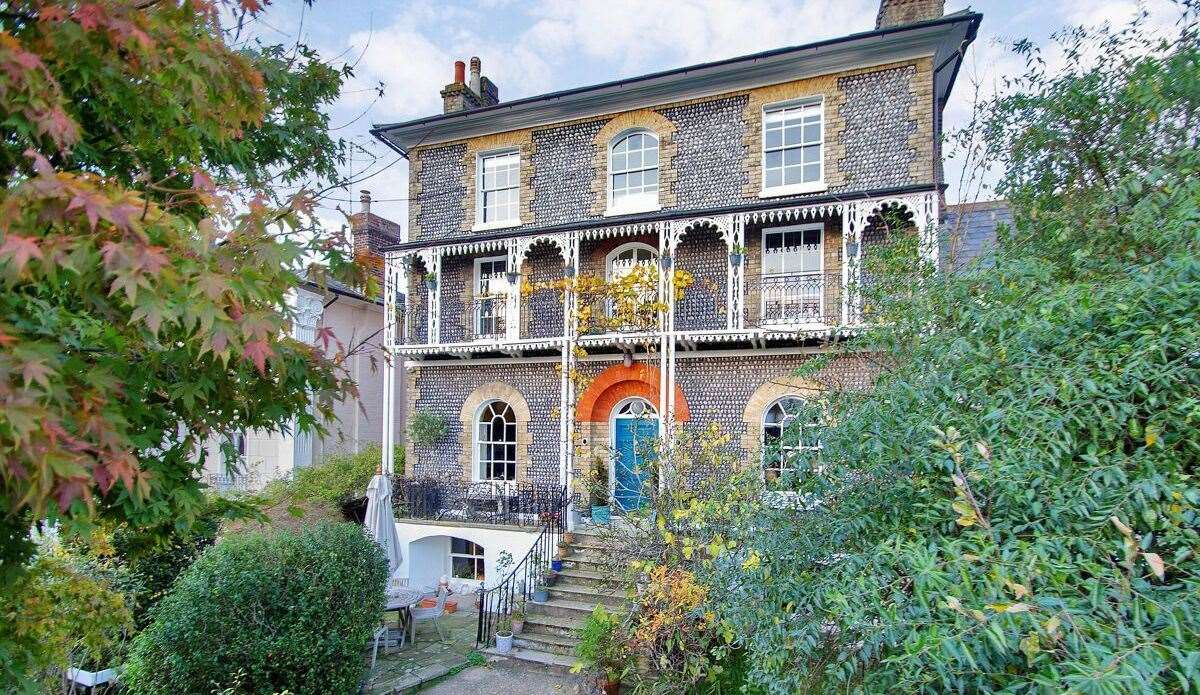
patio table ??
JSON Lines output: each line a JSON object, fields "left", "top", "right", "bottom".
{"left": 385, "top": 587, "right": 424, "bottom": 644}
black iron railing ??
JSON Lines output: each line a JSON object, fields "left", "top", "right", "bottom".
{"left": 476, "top": 488, "right": 569, "bottom": 647}
{"left": 391, "top": 477, "right": 570, "bottom": 529}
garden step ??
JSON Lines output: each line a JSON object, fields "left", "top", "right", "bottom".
{"left": 555, "top": 567, "right": 612, "bottom": 582}
{"left": 489, "top": 646, "right": 578, "bottom": 671}
{"left": 513, "top": 632, "right": 578, "bottom": 656}
{"left": 547, "top": 583, "right": 627, "bottom": 607}
{"left": 527, "top": 596, "right": 602, "bottom": 620}
{"left": 561, "top": 556, "right": 608, "bottom": 571}
{"left": 521, "top": 614, "right": 584, "bottom": 638}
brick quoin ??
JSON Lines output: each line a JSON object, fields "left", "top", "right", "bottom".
{"left": 575, "top": 364, "right": 690, "bottom": 422}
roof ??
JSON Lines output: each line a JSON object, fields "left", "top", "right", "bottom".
{"left": 372, "top": 11, "right": 981, "bottom": 154}
{"left": 301, "top": 275, "right": 382, "bottom": 306}
{"left": 942, "top": 199, "right": 1011, "bottom": 271}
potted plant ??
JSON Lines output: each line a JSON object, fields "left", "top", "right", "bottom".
{"left": 424, "top": 272, "right": 438, "bottom": 290}
{"left": 586, "top": 456, "right": 611, "bottom": 524}
{"left": 512, "top": 600, "right": 527, "bottom": 635}
{"left": 544, "top": 568, "right": 559, "bottom": 587}
{"left": 552, "top": 548, "right": 565, "bottom": 572}
{"left": 563, "top": 531, "right": 576, "bottom": 544}
{"left": 495, "top": 614, "right": 514, "bottom": 654}
{"left": 571, "top": 605, "right": 631, "bottom": 695}
{"left": 532, "top": 580, "right": 549, "bottom": 603}
{"left": 729, "top": 244, "right": 746, "bottom": 266}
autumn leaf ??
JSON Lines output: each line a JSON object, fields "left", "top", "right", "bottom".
{"left": 1143, "top": 552, "right": 1165, "bottom": 580}
{"left": 242, "top": 338, "right": 274, "bottom": 375}
{"left": 0, "top": 234, "right": 43, "bottom": 271}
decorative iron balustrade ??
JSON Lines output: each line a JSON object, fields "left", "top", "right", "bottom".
{"left": 468, "top": 295, "right": 507, "bottom": 340}
{"left": 749, "top": 271, "right": 843, "bottom": 327}
{"left": 391, "top": 476, "right": 573, "bottom": 529}
{"left": 475, "top": 491, "right": 568, "bottom": 648}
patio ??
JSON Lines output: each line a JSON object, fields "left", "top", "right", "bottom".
{"left": 364, "top": 603, "right": 484, "bottom": 694}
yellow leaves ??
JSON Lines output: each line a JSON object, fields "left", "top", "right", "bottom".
{"left": 1019, "top": 631, "right": 1040, "bottom": 664}
{"left": 1144, "top": 426, "right": 1159, "bottom": 447}
{"left": 1110, "top": 515, "right": 1134, "bottom": 537}
{"left": 986, "top": 602, "right": 1033, "bottom": 614}
{"left": 952, "top": 499, "right": 978, "bottom": 527}
{"left": 1004, "top": 579, "right": 1030, "bottom": 599}
{"left": 741, "top": 550, "right": 762, "bottom": 571}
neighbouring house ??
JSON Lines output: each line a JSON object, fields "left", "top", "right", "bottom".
{"left": 200, "top": 200, "right": 407, "bottom": 491}
{"left": 370, "top": 1, "right": 982, "bottom": 596}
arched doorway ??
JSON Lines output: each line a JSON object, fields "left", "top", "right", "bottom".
{"left": 609, "top": 397, "right": 659, "bottom": 512}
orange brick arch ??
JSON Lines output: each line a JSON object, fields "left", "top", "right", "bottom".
{"left": 575, "top": 363, "right": 690, "bottom": 423}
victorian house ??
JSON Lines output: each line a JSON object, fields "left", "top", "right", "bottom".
{"left": 370, "top": 1, "right": 981, "bottom": 608}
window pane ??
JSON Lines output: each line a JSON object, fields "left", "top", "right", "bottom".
{"left": 613, "top": 173, "right": 627, "bottom": 190}
{"left": 803, "top": 163, "right": 820, "bottom": 182}
{"left": 765, "top": 232, "right": 783, "bottom": 250}
{"left": 783, "top": 124, "right": 801, "bottom": 147}
{"left": 612, "top": 153, "right": 626, "bottom": 172}
{"left": 765, "top": 169, "right": 782, "bottom": 188}
{"left": 628, "top": 171, "right": 642, "bottom": 189}
{"left": 628, "top": 150, "right": 642, "bottom": 169}
{"left": 644, "top": 168, "right": 658, "bottom": 187}
{"left": 803, "top": 123, "right": 820, "bottom": 144}
{"left": 765, "top": 150, "right": 782, "bottom": 171}
{"left": 645, "top": 147, "right": 658, "bottom": 167}
{"left": 784, "top": 148, "right": 802, "bottom": 167}
{"left": 802, "top": 145, "right": 820, "bottom": 164}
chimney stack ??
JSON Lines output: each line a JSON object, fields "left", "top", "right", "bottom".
{"left": 440, "top": 56, "right": 500, "bottom": 114}
{"left": 351, "top": 189, "right": 401, "bottom": 284}
{"left": 875, "top": 0, "right": 944, "bottom": 29}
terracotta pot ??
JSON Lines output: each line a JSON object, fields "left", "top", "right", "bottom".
{"left": 419, "top": 598, "right": 437, "bottom": 608}
{"left": 512, "top": 618, "right": 525, "bottom": 634}
{"left": 600, "top": 677, "right": 620, "bottom": 695}
{"left": 443, "top": 599, "right": 458, "bottom": 614}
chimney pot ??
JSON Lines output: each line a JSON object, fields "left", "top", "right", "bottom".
{"left": 359, "top": 189, "right": 371, "bottom": 217}
{"left": 469, "top": 56, "right": 482, "bottom": 94}
{"left": 453, "top": 60, "right": 465, "bottom": 83}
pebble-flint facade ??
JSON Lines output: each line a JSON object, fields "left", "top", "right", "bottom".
{"left": 372, "top": 1, "right": 981, "bottom": 524}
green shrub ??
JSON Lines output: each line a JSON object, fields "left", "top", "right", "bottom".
{"left": 263, "top": 444, "right": 403, "bottom": 508}
{"left": 572, "top": 605, "right": 630, "bottom": 683}
{"left": 122, "top": 522, "right": 387, "bottom": 695}
{"left": 407, "top": 411, "right": 447, "bottom": 447}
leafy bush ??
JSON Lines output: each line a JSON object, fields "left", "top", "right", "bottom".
{"left": 407, "top": 411, "right": 447, "bottom": 447}
{"left": 1, "top": 546, "right": 132, "bottom": 694}
{"left": 269, "top": 444, "right": 403, "bottom": 507}
{"left": 705, "top": 11, "right": 1200, "bottom": 693}
{"left": 572, "top": 605, "right": 630, "bottom": 683}
{"left": 122, "top": 522, "right": 387, "bottom": 695}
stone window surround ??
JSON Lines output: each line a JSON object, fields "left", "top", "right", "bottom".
{"left": 590, "top": 108, "right": 678, "bottom": 217}
{"left": 458, "top": 382, "right": 533, "bottom": 483}
{"left": 740, "top": 376, "right": 826, "bottom": 463}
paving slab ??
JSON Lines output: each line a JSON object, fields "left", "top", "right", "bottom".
{"left": 417, "top": 657, "right": 597, "bottom": 694}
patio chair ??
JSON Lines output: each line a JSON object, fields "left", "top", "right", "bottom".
{"left": 410, "top": 587, "right": 448, "bottom": 642}
{"left": 370, "top": 619, "right": 406, "bottom": 668}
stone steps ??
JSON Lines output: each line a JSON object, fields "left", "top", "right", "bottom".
{"left": 547, "top": 583, "right": 627, "bottom": 607}
{"left": 513, "top": 631, "right": 579, "bottom": 656}
{"left": 485, "top": 646, "right": 577, "bottom": 671}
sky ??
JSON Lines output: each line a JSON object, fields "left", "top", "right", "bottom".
{"left": 239, "top": 0, "right": 1184, "bottom": 235}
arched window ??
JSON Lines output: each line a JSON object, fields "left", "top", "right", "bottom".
{"left": 609, "top": 131, "right": 659, "bottom": 211}
{"left": 476, "top": 400, "right": 516, "bottom": 481}
{"left": 762, "top": 396, "right": 821, "bottom": 484}
{"left": 605, "top": 242, "right": 658, "bottom": 281}
{"left": 450, "top": 537, "right": 485, "bottom": 581}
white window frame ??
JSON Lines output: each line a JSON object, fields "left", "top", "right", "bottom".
{"left": 472, "top": 256, "right": 508, "bottom": 339}
{"left": 761, "top": 395, "right": 823, "bottom": 485}
{"left": 473, "top": 399, "right": 517, "bottom": 482}
{"left": 474, "top": 148, "right": 521, "bottom": 231}
{"left": 449, "top": 537, "right": 486, "bottom": 582}
{"left": 760, "top": 97, "right": 826, "bottom": 198}
{"left": 760, "top": 223, "right": 825, "bottom": 325}
{"left": 604, "top": 242, "right": 659, "bottom": 282}
{"left": 605, "top": 129, "right": 662, "bottom": 217}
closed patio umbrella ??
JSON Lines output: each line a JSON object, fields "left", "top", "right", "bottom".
{"left": 364, "top": 469, "right": 403, "bottom": 577}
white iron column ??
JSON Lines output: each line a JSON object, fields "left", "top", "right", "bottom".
{"left": 381, "top": 252, "right": 398, "bottom": 476}
{"left": 506, "top": 239, "right": 522, "bottom": 341}
{"left": 730, "top": 214, "right": 745, "bottom": 330}
{"left": 560, "top": 231, "right": 580, "bottom": 530}
{"left": 917, "top": 191, "right": 940, "bottom": 270}
{"left": 840, "top": 204, "right": 854, "bottom": 326}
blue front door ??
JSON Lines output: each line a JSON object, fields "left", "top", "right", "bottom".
{"left": 613, "top": 417, "right": 657, "bottom": 512}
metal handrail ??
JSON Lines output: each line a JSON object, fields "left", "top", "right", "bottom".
{"left": 476, "top": 486, "right": 568, "bottom": 647}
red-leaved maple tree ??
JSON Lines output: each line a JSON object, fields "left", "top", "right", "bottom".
{"left": 0, "top": 0, "right": 369, "bottom": 566}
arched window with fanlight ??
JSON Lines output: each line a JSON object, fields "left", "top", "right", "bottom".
{"left": 475, "top": 400, "right": 516, "bottom": 481}
{"left": 762, "top": 396, "right": 822, "bottom": 484}
{"left": 608, "top": 130, "right": 660, "bottom": 212}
